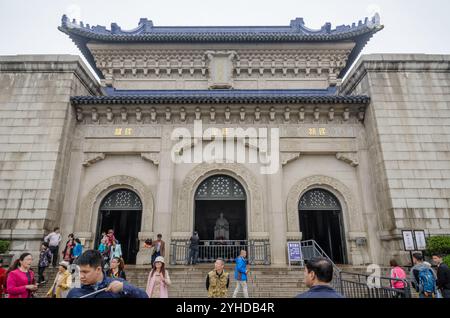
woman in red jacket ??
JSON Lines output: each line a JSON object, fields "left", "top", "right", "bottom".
{"left": 6, "top": 253, "right": 38, "bottom": 298}
{"left": 0, "top": 258, "right": 7, "bottom": 298}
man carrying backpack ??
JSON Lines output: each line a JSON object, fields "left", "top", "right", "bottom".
{"left": 410, "top": 253, "right": 437, "bottom": 298}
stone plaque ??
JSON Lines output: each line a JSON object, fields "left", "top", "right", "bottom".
{"left": 206, "top": 51, "right": 236, "bottom": 89}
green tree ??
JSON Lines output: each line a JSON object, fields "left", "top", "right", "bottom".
{"left": 426, "top": 236, "right": 450, "bottom": 257}
{"left": 0, "top": 240, "right": 10, "bottom": 254}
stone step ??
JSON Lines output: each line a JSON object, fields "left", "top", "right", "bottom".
{"left": 32, "top": 265, "right": 320, "bottom": 298}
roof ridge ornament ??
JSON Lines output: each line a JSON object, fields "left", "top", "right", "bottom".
{"left": 111, "top": 23, "right": 121, "bottom": 34}
{"left": 138, "top": 18, "right": 154, "bottom": 33}
{"left": 61, "top": 14, "right": 68, "bottom": 27}
{"left": 58, "top": 14, "right": 383, "bottom": 79}
{"left": 367, "top": 13, "right": 381, "bottom": 28}
{"left": 60, "top": 14, "right": 382, "bottom": 36}
{"left": 289, "top": 17, "right": 305, "bottom": 29}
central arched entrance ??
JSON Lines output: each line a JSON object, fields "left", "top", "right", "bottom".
{"left": 194, "top": 175, "right": 247, "bottom": 262}
{"left": 96, "top": 189, "right": 142, "bottom": 264}
{"left": 299, "top": 188, "right": 347, "bottom": 264}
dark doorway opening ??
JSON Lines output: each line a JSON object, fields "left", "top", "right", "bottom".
{"left": 96, "top": 189, "right": 142, "bottom": 264}
{"left": 299, "top": 189, "right": 347, "bottom": 264}
{"left": 194, "top": 175, "right": 247, "bottom": 262}
{"left": 195, "top": 200, "right": 247, "bottom": 241}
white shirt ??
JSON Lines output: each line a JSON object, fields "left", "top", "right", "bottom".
{"left": 45, "top": 232, "right": 62, "bottom": 247}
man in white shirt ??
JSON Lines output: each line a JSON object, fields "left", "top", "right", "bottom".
{"left": 44, "top": 227, "right": 62, "bottom": 268}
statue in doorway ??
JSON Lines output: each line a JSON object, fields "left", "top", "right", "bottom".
{"left": 214, "top": 212, "right": 229, "bottom": 240}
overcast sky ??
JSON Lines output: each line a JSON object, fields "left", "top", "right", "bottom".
{"left": 0, "top": 0, "right": 449, "bottom": 79}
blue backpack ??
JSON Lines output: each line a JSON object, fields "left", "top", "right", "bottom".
{"left": 419, "top": 267, "right": 436, "bottom": 294}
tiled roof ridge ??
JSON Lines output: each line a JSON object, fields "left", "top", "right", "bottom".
{"left": 71, "top": 89, "right": 370, "bottom": 105}
{"left": 59, "top": 14, "right": 382, "bottom": 41}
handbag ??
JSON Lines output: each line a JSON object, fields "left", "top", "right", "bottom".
{"left": 25, "top": 271, "right": 36, "bottom": 298}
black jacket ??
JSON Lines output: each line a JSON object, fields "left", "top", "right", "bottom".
{"left": 67, "top": 273, "right": 147, "bottom": 298}
{"left": 295, "top": 285, "right": 344, "bottom": 298}
{"left": 437, "top": 263, "right": 450, "bottom": 290}
{"left": 190, "top": 235, "right": 200, "bottom": 249}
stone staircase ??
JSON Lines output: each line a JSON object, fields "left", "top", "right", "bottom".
{"left": 33, "top": 264, "right": 306, "bottom": 298}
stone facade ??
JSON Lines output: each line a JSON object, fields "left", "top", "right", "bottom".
{"left": 0, "top": 55, "right": 101, "bottom": 261}
{"left": 341, "top": 54, "right": 450, "bottom": 264}
{"left": 88, "top": 42, "right": 353, "bottom": 90}
{"left": 1, "top": 16, "right": 449, "bottom": 267}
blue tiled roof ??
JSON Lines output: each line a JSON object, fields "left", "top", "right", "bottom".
{"left": 58, "top": 15, "right": 383, "bottom": 79}
{"left": 71, "top": 89, "right": 369, "bottom": 105}
{"left": 59, "top": 15, "right": 382, "bottom": 40}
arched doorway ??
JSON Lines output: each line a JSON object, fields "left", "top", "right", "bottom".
{"left": 299, "top": 188, "right": 347, "bottom": 264}
{"left": 195, "top": 175, "right": 247, "bottom": 240}
{"left": 194, "top": 175, "right": 247, "bottom": 261}
{"left": 96, "top": 189, "right": 142, "bottom": 264}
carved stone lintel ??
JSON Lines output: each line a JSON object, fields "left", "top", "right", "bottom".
{"left": 150, "top": 108, "right": 157, "bottom": 123}
{"left": 165, "top": 108, "right": 172, "bottom": 122}
{"left": 358, "top": 107, "right": 365, "bottom": 122}
{"left": 240, "top": 107, "right": 246, "bottom": 122}
{"left": 120, "top": 107, "right": 127, "bottom": 123}
{"left": 141, "top": 152, "right": 160, "bottom": 166}
{"left": 328, "top": 107, "right": 335, "bottom": 122}
{"left": 224, "top": 107, "right": 231, "bottom": 123}
{"left": 298, "top": 107, "right": 305, "bottom": 123}
{"left": 254, "top": 107, "right": 261, "bottom": 122}
{"left": 343, "top": 108, "right": 350, "bottom": 121}
{"left": 83, "top": 153, "right": 105, "bottom": 167}
{"left": 136, "top": 108, "right": 142, "bottom": 122}
{"left": 180, "top": 107, "right": 186, "bottom": 122}
{"left": 281, "top": 152, "right": 301, "bottom": 166}
{"left": 336, "top": 152, "right": 359, "bottom": 167}
{"left": 170, "top": 232, "right": 192, "bottom": 241}
{"left": 75, "top": 104, "right": 366, "bottom": 125}
{"left": 91, "top": 108, "right": 99, "bottom": 123}
{"left": 248, "top": 232, "right": 270, "bottom": 241}
{"left": 195, "top": 107, "right": 201, "bottom": 120}
{"left": 210, "top": 107, "right": 216, "bottom": 123}
{"left": 76, "top": 108, "right": 83, "bottom": 122}
{"left": 286, "top": 232, "right": 303, "bottom": 241}
{"left": 269, "top": 107, "right": 276, "bottom": 121}
{"left": 284, "top": 107, "right": 290, "bottom": 123}
{"left": 313, "top": 107, "right": 320, "bottom": 122}
{"left": 106, "top": 108, "right": 113, "bottom": 122}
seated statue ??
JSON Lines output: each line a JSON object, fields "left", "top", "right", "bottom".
{"left": 214, "top": 212, "right": 229, "bottom": 241}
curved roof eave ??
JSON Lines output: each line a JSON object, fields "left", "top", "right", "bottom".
{"left": 58, "top": 15, "right": 383, "bottom": 80}
{"left": 70, "top": 89, "right": 370, "bottom": 105}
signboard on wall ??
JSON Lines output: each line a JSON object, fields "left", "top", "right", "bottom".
{"left": 402, "top": 230, "right": 427, "bottom": 251}
{"left": 414, "top": 230, "right": 427, "bottom": 251}
{"left": 402, "top": 231, "right": 416, "bottom": 251}
{"left": 287, "top": 242, "right": 303, "bottom": 267}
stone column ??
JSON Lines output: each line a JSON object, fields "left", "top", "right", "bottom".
{"left": 355, "top": 149, "right": 381, "bottom": 265}
{"left": 267, "top": 163, "right": 287, "bottom": 265}
{"left": 59, "top": 148, "right": 84, "bottom": 245}
{"left": 152, "top": 126, "right": 175, "bottom": 255}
